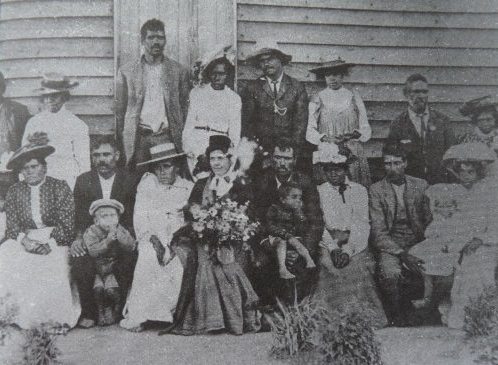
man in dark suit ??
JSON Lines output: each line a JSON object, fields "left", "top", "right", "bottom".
{"left": 387, "top": 73, "right": 456, "bottom": 184}
{"left": 252, "top": 139, "right": 323, "bottom": 306}
{"left": 0, "top": 71, "right": 31, "bottom": 196}
{"left": 70, "top": 135, "right": 137, "bottom": 328}
{"left": 369, "top": 142, "right": 432, "bottom": 326}
{"left": 240, "top": 39, "right": 309, "bottom": 172}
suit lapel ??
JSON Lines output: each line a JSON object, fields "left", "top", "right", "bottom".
{"left": 382, "top": 179, "right": 396, "bottom": 227}
{"left": 261, "top": 78, "right": 274, "bottom": 99}
{"left": 403, "top": 112, "right": 421, "bottom": 143}
{"left": 109, "top": 170, "right": 121, "bottom": 200}
{"left": 161, "top": 58, "right": 172, "bottom": 107}
{"left": 276, "top": 75, "right": 289, "bottom": 100}
{"left": 91, "top": 170, "right": 103, "bottom": 199}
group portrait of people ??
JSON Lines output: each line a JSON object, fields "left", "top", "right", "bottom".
{"left": 0, "top": 18, "right": 497, "bottom": 336}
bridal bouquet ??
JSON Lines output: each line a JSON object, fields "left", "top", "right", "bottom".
{"left": 189, "top": 199, "right": 260, "bottom": 248}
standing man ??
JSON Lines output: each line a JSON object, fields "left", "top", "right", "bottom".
{"left": 387, "top": 73, "right": 456, "bottom": 184}
{"left": 0, "top": 71, "right": 31, "bottom": 196}
{"left": 241, "top": 39, "right": 309, "bottom": 171}
{"left": 252, "top": 139, "right": 323, "bottom": 305}
{"left": 115, "top": 18, "right": 191, "bottom": 171}
{"left": 369, "top": 142, "right": 432, "bottom": 326}
{"left": 70, "top": 135, "right": 137, "bottom": 328}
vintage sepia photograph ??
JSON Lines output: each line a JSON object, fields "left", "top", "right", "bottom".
{"left": 0, "top": 0, "right": 497, "bottom": 364}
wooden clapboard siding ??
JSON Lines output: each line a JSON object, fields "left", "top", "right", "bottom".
{"left": 0, "top": 0, "right": 114, "bottom": 135}
{"left": 236, "top": 1, "right": 498, "bottom": 160}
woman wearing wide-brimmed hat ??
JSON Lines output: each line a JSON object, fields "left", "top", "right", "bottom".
{"left": 120, "top": 143, "right": 193, "bottom": 332}
{"left": 22, "top": 72, "right": 90, "bottom": 189}
{"left": 0, "top": 132, "right": 80, "bottom": 330}
{"left": 307, "top": 57, "right": 372, "bottom": 187}
{"left": 459, "top": 95, "right": 498, "bottom": 146}
{"left": 182, "top": 45, "right": 241, "bottom": 179}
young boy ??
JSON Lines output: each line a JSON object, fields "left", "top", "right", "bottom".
{"left": 84, "top": 199, "right": 136, "bottom": 326}
{"left": 266, "top": 182, "right": 316, "bottom": 279}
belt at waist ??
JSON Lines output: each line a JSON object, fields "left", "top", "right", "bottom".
{"left": 194, "top": 126, "right": 228, "bottom": 135}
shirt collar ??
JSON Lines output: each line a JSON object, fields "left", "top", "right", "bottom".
{"left": 265, "top": 72, "right": 284, "bottom": 86}
{"left": 408, "top": 106, "right": 429, "bottom": 119}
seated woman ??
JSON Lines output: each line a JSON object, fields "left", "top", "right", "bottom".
{"left": 120, "top": 143, "right": 193, "bottom": 332}
{"left": 0, "top": 133, "right": 80, "bottom": 330}
{"left": 411, "top": 142, "right": 498, "bottom": 328}
{"left": 313, "top": 143, "right": 387, "bottom": 328}
{"left": 165, "top": 135, "right": 260, "bottom": 335}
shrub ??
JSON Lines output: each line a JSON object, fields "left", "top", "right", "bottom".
{"left": 0, "top": 293, "right": 18, "bottom": 346}
{"left": 267, "top": 297, "right": 383, "bottom": 364}
{"left": 21, "top": 322, "right": 65, "bottom": 365}
{"left": 464, "top": 287, "right": 498, "bottom": 338}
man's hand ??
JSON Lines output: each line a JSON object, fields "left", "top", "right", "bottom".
{"left": 70, "top": 238, "right": 87, "bottom": 257}
{"left": 150, "top": 235, "right": 166, "bottom": 266}
{"left": 399, "top": 252, "right": 425, "bottom": 275}
{"left": 330, "top": 249, "right": 350, "bottom": 269}
{"left": 107, "top": 226, "right": 118, "bottom": 241}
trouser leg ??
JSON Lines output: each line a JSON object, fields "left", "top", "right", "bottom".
{"left": 377, "top": 252, "right": 404, "bottom": 325}
{"left": 71, "top": 255, "right": 97, "bottom": 321}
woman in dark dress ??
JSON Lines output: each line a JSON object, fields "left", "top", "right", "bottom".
{"left": 164, "top": 135, "right": 260, "bottom": 335}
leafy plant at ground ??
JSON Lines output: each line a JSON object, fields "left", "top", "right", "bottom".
{"left": 267, "top": 297, "right": 383, "bottom": 364}
{"left": 0, "top": 293, "right": 19, "bottom": 346}
{"left": 463, "top": 286, "right": 498, "bottom": 364}
{"left": 21, "top": 322, "right": 66, "bottom": 365}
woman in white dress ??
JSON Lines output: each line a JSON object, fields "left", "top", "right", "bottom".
{"left": 182, "top": 46, "right": 241, "bottom": 179}
{"left": 22, "top": 73, "right": 90, "bottom": 190}
{"left": 0, "top": 133, "right": 80, "bottom": 330}
{"left": 307, "top": 58, "right": 372, "bottom": 187}
{"left": 120, "top": 143, "right": 193, "bottom": 332}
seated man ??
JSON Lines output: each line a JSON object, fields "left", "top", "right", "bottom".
{"left": 252, "top": 139, "right": 323, "bottom": 305}
{"left": 70, "top": 135, "right": 138, "bottom": 328}
{"left": 369, "top": 142, "right": 432, "bottom": 326}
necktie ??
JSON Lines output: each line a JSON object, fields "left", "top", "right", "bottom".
{"left": 272, "top": 80, "right": 278, "bottom": 99}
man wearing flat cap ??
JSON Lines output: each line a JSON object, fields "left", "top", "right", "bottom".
{"left": 22, "top": 72, "right": 90, "bottom": 190}
{"left": 240, "top": 39, "right": 309, "bottom": 172}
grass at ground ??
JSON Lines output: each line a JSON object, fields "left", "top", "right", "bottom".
{"left": 1, "top": 325, "right": 476, "bottom": 364}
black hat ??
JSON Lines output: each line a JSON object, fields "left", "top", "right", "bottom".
{"left": 205, "top": 135, "right": 232, "bottom": 157}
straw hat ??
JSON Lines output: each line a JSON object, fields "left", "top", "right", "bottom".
{"left": 34, "top": 72, "right": 79, "bottom": 95}
{"left": 200, "top": 45, "right": 236, "bottom": 79}
{"left": 7, "top": 132, "right": 55, "bottom": 171}
{"left": 309, "top": 57, "right": 355, "bottom": 75}
{"left": 244, "top": 38, "right": 292, "bottom": 65}
{"left": 312, "top": 142, "right": 356, "bottom": 165}
{"left": 459, "top": 95, "right": 498, "bottom": 118}
{"left": 442, "top": 142, "right": 496, "bottom": 168}
{"left": 136, "top": 142, "right": 186, "bottom": 167}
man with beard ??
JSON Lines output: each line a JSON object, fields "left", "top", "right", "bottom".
{"left": 387, "top": 74, "right": 456, "bottom": 184}
{"left": 115, "top": 19, "right": 190, "bottom": 172}
{"left": 369, "top": 142, "right": 432, "bottom": 326}
{"left": 70, "top": 135, "right": 137, "bottom": 328}
{"left": 252, "top": 139, "right": 323, "bottom": 306}
{"left": 241, "top": 39, "right": 309, "bottom": 172}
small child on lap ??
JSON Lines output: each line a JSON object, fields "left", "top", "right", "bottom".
{"left": 84, "top": 199, "right": 136, "bottom": 326}
{"left": 266, "top": 182, "right": 316, "bottom": 279}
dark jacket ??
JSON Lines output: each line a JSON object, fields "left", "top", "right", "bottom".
{"left": 4, "top": 177, "right": 75, "bottom": 245}
{"left": 73, "top": 169, "right": 137, "bottom": 234}
{"left": 0, "top": 98, "right": 30, "bottom": 152}
{"left": 188, "top": 174, "right": 253, "bottom": 207}
{"left": 115, "top": 56, "right": 191, "bottom": 164}
{"left": 387, "top": 107, "right": 456, "bottom": 184}
{"left": 266, "top": 203, "right": 307, "bottom": 240}
{"left": 240, "top": 74, "right": 308, "bottom": 154}
{"left": 253, "top": 170, "right": 323, "bottom": 258}
{"left": 369, "top": 175, "right": 432, "bottom": 255}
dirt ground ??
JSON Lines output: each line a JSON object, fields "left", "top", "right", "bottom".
{"left": 1, "top": 325, "right": 476, "bottom": 365}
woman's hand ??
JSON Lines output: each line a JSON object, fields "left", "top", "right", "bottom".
{"left": 330, "top": 249, "right": 350, "bottom": 269}
{"left": 399, "top": 252, "right": 425, "bottom": 275}
{"left": 460, "top": 238, "right": 484, "bottom": 259}
{"left": 150, "top": 235, "right": 166, "bottom": 266}
{"left": 21, "top": 237, "right": 51, "bottom": 255}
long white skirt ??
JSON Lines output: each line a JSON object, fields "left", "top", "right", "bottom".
{"left": 0, "top": 230, "right": 80, "bottom": 329}
{"left": 120, "top": 241, "right": 183, "bottom": 329}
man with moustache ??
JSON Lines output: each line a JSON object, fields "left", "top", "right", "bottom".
{"left": 387, "top": 73, "right": 456, "bottom": 184}
{"left": 241, "top": 39, "right": 309, "bottom": 172}
{"left": 252, "top": 139, "right": 323, "bottom": 306}
{"left": 70, "top": 135, "right": 137, "bottom": 328}
{"left": 115, "top": 18, "right": 190, "bottom": 172}
{"left": 369, "top": 142, "right": 432, "bottom": 326}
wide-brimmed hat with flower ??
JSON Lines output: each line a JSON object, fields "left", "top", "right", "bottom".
{"left": 136, "top": 142, "right": 186, "bottom": 167}
{"left": 7, "top": 132, "right": 55, "bottom": 171}
{"left": 34, "top": 72, "right": 79, "bottom": 96}
{"left": 244, "top": 38, "right": 292, "bottom": 66}
{"left": 442, "top": 142, "right": 496, "bottom": 170}
{"left": 200, "top": 45, "right": 236, "bottom": 79}
{"left": 312, "top": 142, "right": 356, "bottom": 166}
{"left": 309, "top": 57, "right": 355, "bottom": 75}
{"left": 459, "top": 95, "right": 498, "bottom": 118}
